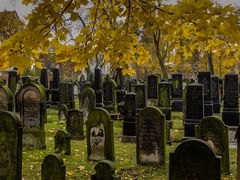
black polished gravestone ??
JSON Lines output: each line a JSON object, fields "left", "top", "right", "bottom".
{"left": 184, "top": 83, "right": 204, "bottom": 138}
{"left": 41, "top": 153, "right": 66, "bottom": 180}
{"left": 58, "top": 104, "right": 69, "bottom": 122}
{"left": 68, "top": 82, "right": 75, "bottom": 109}
{"left": 16, "top": 81, "right": 47, "bottom": 149}
{"left": 146, "top": 74, "right": 160, "bottom": 106}
{"left": 198, "top": 71, "right": 213, "bottom": 116}
{"left": 222, "top": 74, "right": 239, "bottom": 126}
{"left": 59, "top": 82, "right": 69, "bottom": 107}
{"left": 171, "top": 73, "right": 183, "bottom": 112}
{"left": 91, "top": 160, "right": 120, "bottom": 180}
{"left": 66, "top": 109, "right": 84, "bottom": 140}
{"left": 94, "top": 67, "right": 103, "bottom": 107}
{"left": 122, "top": 93, "right": 136, "bottom": 143}
{"left": 40, "top": 68, "right": 50, "bottom": 105}
{"left": 8, "top": 70, "right": 18, "bottom": 94}
{"left": 135, "top": 82, "right": 146, "bottom": 114}
{"left": 169, "top": 139, "right": 221, "bottom": 180}
{"left": 196, "top": 116, "right": 229, "bottom": 174}
{"left": 87, "top": 108, "right": 114, "bottom": 161}
{"left": 137, "top": 106, "right": 166, "bottom": 166}
{"left": 51, "top": 68, "right": 60, "bottom": 106}
{"left": 0, "top": 111, "right": 22, "bottom": 180}
{"left": 0, "top": 85, "right": 13, "bottom": 112}
{"left": 114, "top": 67, "right": 125, "bottom": 108}
{"left": 54, "top": 130, "right": 71, "bottom": 155}
{"left": 211, "top": 75, "right": 221, "bottom": 114}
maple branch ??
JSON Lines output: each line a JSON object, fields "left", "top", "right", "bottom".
{"left": 91, "top": 0, "right": 100, "bottom": 35}
{"left": 78, "top": 14, "right": 86, "bottom": 28}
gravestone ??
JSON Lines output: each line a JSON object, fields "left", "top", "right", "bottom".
{"left": 235, "top": 127, "right": 240, "bottom": 180}
{"left": 66, "top": 109, "right": 84, "bottom": 140}
{"left": 94, "top": 67, "right": 103, "bottom": 107}
{"left": 122, "top": 93, "right": 136, "bottom": 143}
{"left": 137, "top": 106, "right": 166, "bottom": 166}
{"left": 54, "top": 130, "right": 71, "bottom": 155}
{"left": 58, "top": 104, "right": 69, "bottom": 122}
{"left": 68, "top": 82, "right": 75, "bottom": 109}
{"left": 51, "top": 68, "right": 60, "bottom": 105}
{"left": 40, "top": 68, "right": 50, "bottom": 105}
{"left": 91, "top": 160, "right": 120, "bottom": 180}
{"left": 184, "top": 83, "right": 204, "bottom": 138}
{"left": 169, "top": 139, "right": 221, "bottom": 180}
{"left": 196, "top": 116, "right": 229, "bottom": 174}
{"left": 41, "top": 153, "right": 66, "bottom": 180}
{"left": 126, "top": 79, "right": 136, "bottom": 93}
{"left": 59, "top": 82, "right": 69, "bottom": 107}
{"left": 73, "top": 82, "right": 80, "bottom": 109}
{"left": 0, "top": 111, "right": 22, "bottom": 180}
{"left": 211, "top": 75, "right": 221, "bottom": 113}
{"left": 21, "top": 75, "right": 31, "bottom": 85}
{"left": 198, "top": 71, "right": 213, "bottom": 116}
{"left": 16, "top": 81, "right": 46, "bottom": 149}
{"left": 80, "top": 87, "right": 96, "bottom": 121}
{"left": 222, "top": 74, "right": 239, "bottom": 126}
{"left": 135, "top": 82, "right": 146, "bottom": 114}
{"left": 171, "top": 73, "right": 183, "bottom": 112}
{"left": 8, "top": 70, "right": 18, "bottom": 94}
{"left": 146, "top": 74, "right": 160, "bottom": 106}
{"left": 102, "top": 75, "right": 118, "bottom": 118}
{"left": 87, "top": 108, "right": 114, "bottom": 161}
{"left": 0, "top": 85, "right": 13, "bottom": 112}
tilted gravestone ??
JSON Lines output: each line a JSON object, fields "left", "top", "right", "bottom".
{"left": 135, "top": 82, "right": 146, "bottom": 114}
{"left": 169, "top": 139, "right": 221, "bottom": 180}
{"left": 211, "top": 75, "right": 221, "bottom": 113}
{"left": 16, "top": 80, "right": 46, "bottom": 149}
{"left": 146, "top": 74, "right": 160, "bottom": 106}
{"left": 58, "top": 104, "right": 69, "bottom": 122}
{"left": 137, "top": 106, "right": 166, "bottom": 166}
{"left": 80, "top": 87, "right": 96, "bottom": 122}
{"left": 171, "top": 73, "right": 183, "bottom": 112}
{"left": 184, "top": 83, "right": 204, "bottom": 138}
{"left": 87, "top": 108, "right": 114, "bottom": 161}
{"left": 196, "top": 116, "right": 229, "bottom": 174}
{"left": 66, "top": 109, "right": 84, "bottom": 140}
{"left": 198, "top": 71, "right": 213, "bottom": 116}
{"left": 41, "top": 153, "right": 66, "bottom": 180}
{"left": 91, "top": 160, "right": 120, "bottom": 180}
{"left": 94, "top": 67, "right": 103, "bottom": 107}
{"left": 0, "top": 85, "right": 13, "bottom": 112}
{"left": 222, "top": 74, "right": 239, "bottom": 126}
{"left": 122, "top": 92, "right": 136, "bottom": 143}
{"left": 54, "top": 130, "right": 71, "bottom": 155}
{"left": 102, "top": 75, "right": 118, "bottom": 118}
{"left": 0, "top": 111, "right": 22, "bottom": 180}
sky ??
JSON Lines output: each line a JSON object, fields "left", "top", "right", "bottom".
{"left": 0, "top": 0, "right": 239, "bottom": 21}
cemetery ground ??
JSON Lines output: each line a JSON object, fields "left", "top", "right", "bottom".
{"left": 22, "top": 108, "right": 236, "bottom": 179}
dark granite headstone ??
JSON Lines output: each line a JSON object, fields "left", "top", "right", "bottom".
{"left": 66, "top": 109, "right": 84, "bottom": 140}
{"left": 198, "top": 71, "right": 213, "bottom": 116}
{"left": 0, "top": 111, "right": 22, "bottom": 180}
{"left": 91, "top": 160, "right": 120, "bottom": 180}
{"left": 51, "top": 68, "right": 60, "bottom": 105}
{"left": 0, "top": 85, "right": 13, "bottom": 112}
{"left": 68, "top": 82, "right": 75, "bottom": 109}
{"left": 196, "top": 116, "right": 229, "bottom": 174}
{"left": 59, "top": 82, "right": 69, "bottom": 107}
{"left": 41, "top": 154, "right": 66, "bottom": 180}
{"left": 87, "top": 108, "right": 114, "bottom": 161}
{"left": 211, "top": 75, "right": 221, "bottom": 113}
{"left": 235, "top": 127, "right": 240, "bottom": 180}
{"left": 146, "top": 74, "right": 160, "bottom": 106}
{"left": 40, "top": 68, "right": 50, "bottom": 104}
{"left": 54, "top": 130, "right": 71, "bottom": 155}
{"left": 184, "top": 83, "right": 204, "bottom": 138}
{"left": 137, "top": 106, "right": 166, "bottom": 166}
{"left": 169, "top": 139, "right": 221, "bottom": 180}
{"left": 94, "top": 67, "right": 103, "bottom": 107}
{"left": 8, "top": 70, "right": 18, "bottom": 94}
{"left": 171, "top": 73, "right": 183, "bottom": 112}
{"left": 222, "top": 74, "right": 239, "bottom": 126}
{"left": 135, "top": 82, "right": 146, "bottom": 113}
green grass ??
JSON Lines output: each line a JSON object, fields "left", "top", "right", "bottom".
{"left": 22, "top": 110, "right": 237, "bottom": 179}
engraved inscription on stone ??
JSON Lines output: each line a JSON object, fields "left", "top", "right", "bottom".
{"left": 148, "top": 76, "right": 158, "bottom": 99}
{"left": 0, "top": 141, "right": 10, "bottom": 177}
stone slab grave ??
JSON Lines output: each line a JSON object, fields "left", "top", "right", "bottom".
{"left": 0, "top": 84, "right": 13, "bottom": 112}
{"left": 66, "top": 109, "right": 85, "bottom": 140}
{"left": 122, "top": 92, "right": 136, "bottom": 143}
{"left": 94, "top": 67, "right": 103, "bottom": 107}
{"left": 171, "top": 73, "right": 183, "bottom": 112}
{"left": 59, "top": 81, "right": 69, "bottom": 108}
{"left": 137, "top": 106, "right": 166, "bottom": 166}
{"left": 58, "top": 104, "right": 69, "bottom": 122}
{"left": 196, "top": 116, "right": 229, "bottom": 174}
{"left": 222, "top": 73, "right": 239, "bottom": 126}
{"left": 211, "top": 75, "right": 221, "bottom": 114}
{"left": 146, "top": 74, "right": 160, "bottom": 107}
{"left": 55, "top": 130, "right": 71, "bottom": 155}
{"left": 91, "top": 160, "right": 120, "bottom": 180}
{"left": 87, "top": 108, "right": 114, "bottom": 161}
{"left": 184, "top": 83, "right": 204, "bottom": 138}
{"left": 135, "top": 82, "right": 146, "bottom": 114}
{"left": 41, "top": 153, "right": 66, "bottom": 180}
{"left": 169, "top": 139, "right": 221, "bottom": 180}
{"left": 198, "top": 71, "right": 213, "bottom": 117}
{"left": 80, "top": 87, "right": 96, "bottom": 122}
{"left": 0, "top": 111, "right": 22, "bottom": 180}
{"left": 16, "top": 80, "right": 46, "bottom": 149}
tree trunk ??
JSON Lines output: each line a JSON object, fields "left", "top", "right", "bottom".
{"left": 207, "top": 51, "right": 214, "bottom": 75}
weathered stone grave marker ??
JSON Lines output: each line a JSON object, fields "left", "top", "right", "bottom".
{"left": 58, "top": 104, "right": 69, "bottom": 122}
{"left": 135, "top": 82, "right": 146, "bottom": 114}
{"left": 0, "top": 85, "right": 13, "bottom": 112}
{"left": 55, "top": 130, "right": 71, "bottom": 155}
{"left": 146, "top": 74, "right": 160, "bottom": 106}
{"left": 8, "top": 70, "right": 18, "bottom": 94}
{"left": 51, "top": 68, "right": 60, "bottom": 106}
{"left": 211, "top": 75, "right": 221, "bottom": 113}
{"left": 171, "top": 73, "right": 183, "bottom": 112}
